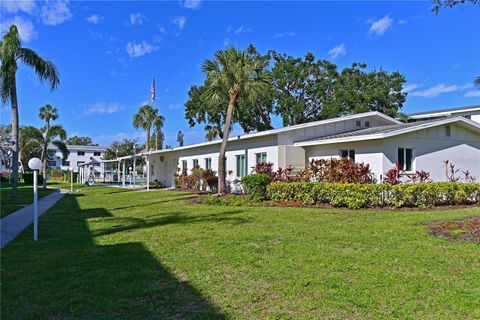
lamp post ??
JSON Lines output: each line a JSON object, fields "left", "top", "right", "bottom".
{"left": 69, "top": 167, "right": 74, "bottom": 192}
{"left": 28, "top": 158, "right": 42, "bottom": 241}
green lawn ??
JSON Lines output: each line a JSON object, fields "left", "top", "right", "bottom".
{"left": 1, "top": 186, "right": 479, "bottom": 319}
{"left": 0, "top": 183, "right": 57, "bottom": 218}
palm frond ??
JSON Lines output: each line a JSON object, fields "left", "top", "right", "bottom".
{"left": 46, "top": 125, "right": 67, "bottom": 141}
{"left": 19, "top": 48, "right": 60, "bottom": 91}
{"left": 52, "top": 140, "right": 69, "bottom": 160}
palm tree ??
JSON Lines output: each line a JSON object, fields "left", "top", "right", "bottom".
{"left": 153, "top": 114, "right": 165, "bottom": 150}
{"left": 0, "top": 25, "right": 59, "bottom": 197}
{"left": 133, "top": 104, "right": 159, "bottom": 152}
{"left": 39, "top": 105, "right": 63, "bottom": 188}
{"left": 21, "top": 125, "right": 68, "bottom": 190}
{"left": 475, "top": 76, "right": 480, "bottom": 90}
{"left": 201, "top": 47, "right": 269, "bottom": 193}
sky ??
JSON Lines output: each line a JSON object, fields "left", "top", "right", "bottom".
{"left": 0, "top": 0, "right": 479, "bottom": 148}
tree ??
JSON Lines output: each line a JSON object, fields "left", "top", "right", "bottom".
{"left": 21, "top": 106, "right": 68, "bottom": 189}
{"left": 177, "top": 131, "right": 184, "bottom": 147}
{"left": 475, "top": 77, "right": 480, "bottom": 90}
{"left": 19, "top": 126, "right": 42, "bottom": 172}
{"left": 153, "top": 114, "right": 165, "bottom": 150}
{"left": 270, "top": 52, "right": 406, "bottom": 125}
{"left": 199, "top": 47, "right": 270, "bottom": 193}
{"left": 0, "top": 124, "right": 12, "bottom": 172}
{"left": 133, "top": 104, "right": 159, "bottom": 152}
{"left": 431, "top": 0, "right": 478, "bottom": 13}
{"left": 0, "top": 25, "right": 60, "bottom": 197}
{"left": 104, "top": 138, "right": 143, "bottom": 168}
{"left": 185, "top": 46, "right": 273, "bottom": 137}
{"left": 67, "top": 135, "right": 95, "bottom": 146}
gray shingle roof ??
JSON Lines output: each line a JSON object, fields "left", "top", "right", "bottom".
{"left": 304, "top": 119, "right": 444, "bottom": 142}
{"left": 408, "top": 104, "right": 480, "bottom": 117}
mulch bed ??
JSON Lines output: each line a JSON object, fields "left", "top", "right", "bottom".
{"left": 428, "top": 218, "right": 480, "bottom": 243}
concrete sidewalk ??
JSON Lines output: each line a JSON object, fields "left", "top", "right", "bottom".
{"left": 1, "top": 189, "right": 68, "bottom": 249}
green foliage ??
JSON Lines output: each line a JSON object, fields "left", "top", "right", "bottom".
{"left": 103, "top": 139, "right": 143, "bottom": 168}
{"left": 202, "top": 194, "right": 258, "bottom": 206}
{"left": 268, "top": 182, "right": 480, "bottom": 209}
{"left": 22, "top": 172, "right": 44, "bottom": 185}
{"left": 241, "top": 173, "right": 270, "bottom": 200}
{"left": 66, "top": 135, "right": 95, "bottom": 146}
{"left": 133, "top": 104, "right": 163, "bottom": 151}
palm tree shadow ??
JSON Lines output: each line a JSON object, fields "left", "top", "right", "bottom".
{"left": 2, "top": 195, "right": 226, "bottom": 319}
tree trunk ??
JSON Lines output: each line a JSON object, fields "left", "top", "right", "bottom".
{"left": 146, "top": 127, "right": 150, "bottom": 152}
{"left": 42, "top": 142, "right": 48, "bottom": 189}
{"left": 218, "top": 87, "right": 239, "bottom": 194}
{"left": 10, "top": 75, "right": 19, "bottom": 198}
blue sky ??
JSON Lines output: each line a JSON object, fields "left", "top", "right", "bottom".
{"left": 1, "top": 0, "right": 479, "bottom": 147}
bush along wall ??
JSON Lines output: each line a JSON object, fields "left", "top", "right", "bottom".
{"left": 267, "top": 182, "right": 480, "bottom": 209}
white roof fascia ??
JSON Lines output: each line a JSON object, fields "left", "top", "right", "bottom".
{"left": 409, "top": 106, "right": 480, "bottom": 119}
{"left": 147, "top": 112, "right": 400, "bottom": 156}
{"left": 294, "top": 117, "right": 480, "bottom": 147}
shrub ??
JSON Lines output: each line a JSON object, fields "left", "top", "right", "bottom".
{"left": 297, "top": 158, "right": 375, "bottom": 184}
{"left": 242, "top": 174, "right": 270, "bottom": 200}
{"left": 22, "top": 172, "right": 44, "bottom": 185}
{"left": 202, "top": 194, "right": 258, "bottom": 206}
{"left": 268, "top": 182, "right": 480, "bottom": 209}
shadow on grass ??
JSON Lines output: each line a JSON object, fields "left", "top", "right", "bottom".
{"left": 1, "top": 192, "right": 226, "bottom": 319}
{"left": 110, "top": 195, "right": 199, "bottom": 211}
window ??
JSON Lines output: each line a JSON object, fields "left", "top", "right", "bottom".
{"left": 181, "top": 160, "right": 187, "bottom": 173}
{"left": 398, "top": 148, "right": 414, "bottom": 171}
{"left": 205, "top": 158, "right": 212, "bottom": 170}
{"left": 47, "top": 160, "right": 56, "bottom": 167}
{"left": 193, "top": 159, "right": 199, "bottom": 168}
{"left": 236, "top": 155, "right": 246, "bottom": 177}
{"left": 364, "top": 121, "right": 370, "bottom": 128}
{"left": 62, "top": 160, "right": 70, "bottom": 166}
{"left": 77, "top": 161, "right": 85, "bottom": 165}
{"left": 256, "top": 152, "right": 267, "bottom": 164}
{"left": 93, "top": 151, "right": 101, "bottom": 156}
{"left": 356, "top": 120, "right": 361, "bottom": 127}
{"left": 77, "top": 151, "right": 85, "bottom": 156}
{"left": 445, "top": 125, "right": 451, "bottom": 137}
{"left": 340, "top": 149, "right": 355, "bottom": 162}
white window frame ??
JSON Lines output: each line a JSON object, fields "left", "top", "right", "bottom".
{"left": 398, "top": 147, "right": 415, "bottom": 172}
{"left": 255, "top": 152, "right": 267, "bottom": 164}
{"left": 205, "top": 158, "right": 212, "bottom": 170}
{"left": 236, "top": 154, "right": 246, "bottom": 178}
{"left": 340, "top": 149, "right": 355, "bottom": 162}
{"left": 445, "top": 125, "right": 451, "bottom": 137}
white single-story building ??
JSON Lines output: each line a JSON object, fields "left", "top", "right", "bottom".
{"left": 139, "top": 107, "right": 480, "bottom": 187}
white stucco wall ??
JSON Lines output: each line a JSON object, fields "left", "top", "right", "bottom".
{"left": 381, "top": 123, "right": 480, "bottom": 181}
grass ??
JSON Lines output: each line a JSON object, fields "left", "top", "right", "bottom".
{"left": 1, "top": 186, "right": 479, "bottom": 319}
{"left": 0, "top": 183, "right": 57, "bottom": 218}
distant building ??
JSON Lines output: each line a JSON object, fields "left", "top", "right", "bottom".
{"left": 408, "top": 105, "right": 480, "bottom": 123}
{"left": 47, "top": 145, "right": 107, "bottom": 176}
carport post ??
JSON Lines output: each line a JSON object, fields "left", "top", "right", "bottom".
{"left": 146, "top": 154, "right": 150, "bottom": 191}
{"left": 122, "top": 161, "right": 126, "bottom": 188}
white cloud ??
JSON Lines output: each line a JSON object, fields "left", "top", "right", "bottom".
{"left": 168, "top": 103, "right": 184, "bottom": 110}
{"left": 273, "top": 31, "right": 296, "bottom": 38}
{"left": 328, "top": 43, "right": 346, "bottom": 59}
{"left": 410, "top": 83, "right": 473, "bottom": 98}
{"left": 402, "top": 83, "right": 420, "bottom": 93}
{"left": 223, "top": 38, "right": 231, "bottom": 46}
{"left": 368, "top": 15, "right": 393, "bottom": 36}
{"left": 181, "top": 0, "right": 202, "bottom": 10}
{"left": 465, "top": 90, "right": 480, "bottom": 98}
{"left": 234, "top": 26, "right": 251, "bottom": 35}
{"left": 86, "top": 14, "right": 104, "bottom": 24}
{"left": 81, "top": 102, "right": 124, "bottom": 117}
{"left": 130, "top": 13, "right": 146, "bottom": 26}
{"left": 126, "top": 41, "right": 157, "bottom": 58}
{"left": 40, "top": 0, "right": 73, "bottom": 26}
{"left": 398, "top": 19, "right": 407, "bottom": 25}
{"left": 0, "top": 16, "right": 37, "bottom": 42}
{"left": 172, "top": 16, "right": 186, "bottom": 30}
{"left": 0, "top": 0, "right": 36, "bottom": 14}
{"left": 226, "top": 26, "right": 232, "bottom": 33}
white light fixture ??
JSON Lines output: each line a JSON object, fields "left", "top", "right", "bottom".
{"left": 28, "top": 157, "right": 42, "bottom": 241}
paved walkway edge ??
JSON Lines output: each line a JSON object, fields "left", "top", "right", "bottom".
{"left": 1, "top": 189, "right": 68, "bottom": 249}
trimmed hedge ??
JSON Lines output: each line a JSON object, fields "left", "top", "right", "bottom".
{"left": 267, "top": 182, "right": 480, "bottom": 209}
{"left": 22, "top": 172, "right": 44, "bottom": 185}
{"left": 242, "top": 174, "right": 270, "bottom": 200}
